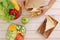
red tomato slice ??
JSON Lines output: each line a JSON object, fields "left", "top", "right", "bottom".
{"left": 15, "top": 33, "right": 24, "bottom": 40}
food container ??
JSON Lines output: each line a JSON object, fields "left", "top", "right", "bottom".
{"left": 7, "top": 24, "right": 25, "bottom": 40}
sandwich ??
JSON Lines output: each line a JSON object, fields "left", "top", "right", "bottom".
{"left": 37, "top": 15, "right": 58, "bottom": 38}
{"left": 22, "top": 0, "right": 44, "bottom": 17}
{"left": 29, "top": 8, "right": 43, "bottom": 17}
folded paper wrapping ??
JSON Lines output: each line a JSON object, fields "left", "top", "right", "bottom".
{"left": 25, "top": 0, "right": 44, "bottom": 17}
{"left": 25, "top": 0, "right": 44, "bottom": 9}
{"left": 37, "top": 15, "right": 58, "bottom": 38}
{"left": 18, "top": 0, "right": 44, "bottom": 17}
{"left": 19, "top": 0, "right": 44, "bottom": 9}
{"left": 26, "top": 0, "right": 44, "bottom": 12}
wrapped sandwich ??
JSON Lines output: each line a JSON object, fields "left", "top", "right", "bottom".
{"left": 22, "top": 0, "right": 44, "bottom": 17}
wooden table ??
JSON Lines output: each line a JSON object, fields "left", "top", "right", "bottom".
{"left": 0, "top": 0, "right": 60, "bottom": 40}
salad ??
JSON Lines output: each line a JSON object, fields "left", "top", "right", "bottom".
{"left": 0, "top": 0, "right": 21, "bottom": 22}
{"left": 7, "top": 24, "right": 25, "bottom": 40}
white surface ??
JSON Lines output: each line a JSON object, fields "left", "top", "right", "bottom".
{"left": 0, "top": 0, "right": 60, "bottom": 40}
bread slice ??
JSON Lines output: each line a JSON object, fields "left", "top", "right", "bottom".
{"left": 45, "top": 16, "right": 55, "bottom": 31}
{"left": 37, "top": 15, "right": 58, "bottom": 38}
{"left": 29, "top": 8, "right": 42, "bottom": 17}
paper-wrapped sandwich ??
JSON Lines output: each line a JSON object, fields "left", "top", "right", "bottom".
{"left": 21, "top": 0, "right": 44, "bottom": 17}
{"left": 37, "top": 15, "right": 58, "bottom": 38}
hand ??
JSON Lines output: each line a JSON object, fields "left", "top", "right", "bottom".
{"left": 22, "top": 0, "right": 29, "bottom": 9}
{"left": 38, "top": 5, "right": 50, "bottom": 14}
{"left": 37, "top": 0, "right": 56, "bottom": 14}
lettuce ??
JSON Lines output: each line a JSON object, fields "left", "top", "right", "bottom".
{"left": 0, "top": 0, "right": 15, "bottom": 22}
{"left": 7, "top": 31, "right": 16, "bottom": 40}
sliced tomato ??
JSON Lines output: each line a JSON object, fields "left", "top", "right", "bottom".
{"left": 15, "top": 33, "right": 24, "bottom": 40}
{"left": 9, "top": 8, "right": 20, "bottom": 19}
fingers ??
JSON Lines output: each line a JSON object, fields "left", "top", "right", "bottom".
{"left": 39, "top": 6, "right": 49, "bottom": 14}
{"left": 23, "top": 0, "right": 28, "bottom": 6}
{"left": 37, "top": 6, "right": 44, "bottom": 14}
{"left": 42, "top": 10, "right": 47, "bottom": 14}
{"left": 40, "top": 6, "right": 44, "bottom": 8}
{"left": 22, "top": 0, "right": 29, "bottom": 9}
{"left": 42, "top": 8, "right": 49, "bottom": 14}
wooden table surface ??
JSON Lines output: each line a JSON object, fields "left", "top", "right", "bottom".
{"left": 0, "top": 0, "right": 60, "bottom": 40}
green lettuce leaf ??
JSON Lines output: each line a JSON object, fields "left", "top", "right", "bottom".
{"left": 0, "top": 0, "right": 15, "bottom": 22}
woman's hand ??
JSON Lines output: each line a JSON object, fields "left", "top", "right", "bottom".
{"left": 37, "top": 5, "right": 50, "bottom": 14}
{"left": 21, "top": 0, "right": 56, "bottom": 14}
{"left": 38, "top": 0, "right": 56, "bottom": 14}
{"left": 22, "top": 0, "right": 29, "bottom": 9}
